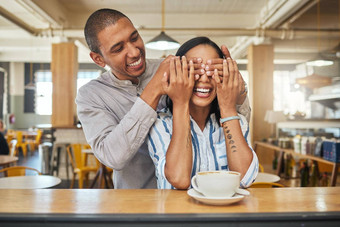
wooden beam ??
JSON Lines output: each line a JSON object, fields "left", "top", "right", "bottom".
{"left": 51, "top": 42, "right": 78, "bottom": 127}
{"left": 247, "top": 44, "right": 274, "bottom": 143}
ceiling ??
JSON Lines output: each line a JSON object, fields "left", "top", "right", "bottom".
{"left": 0, "top": 0, "right": 339, "bottom": 65}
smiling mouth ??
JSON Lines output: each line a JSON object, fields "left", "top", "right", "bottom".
{"left": 127, "top": 57, "right": 142, "bottom": 67}
{"left": 194, "top": 88, "right": 211, "bottom": 94}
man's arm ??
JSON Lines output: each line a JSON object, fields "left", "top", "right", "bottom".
{"left": 76, "top": 59, "right": 170, "bottom": 170}
{"left": 76, "top": 88, "right": 157, "bottom": 170}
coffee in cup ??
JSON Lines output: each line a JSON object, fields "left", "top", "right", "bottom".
{"left": 191, "top": 171, "right": 241, "bottom": 197}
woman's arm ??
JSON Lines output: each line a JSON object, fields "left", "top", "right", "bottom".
{"left": 162, "top": 56, "right": 195, "bottom": 189}
{"left": 214, "top": 58, "right": 253, "bottom": 179}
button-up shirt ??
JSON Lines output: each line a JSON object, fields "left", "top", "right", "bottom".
{"left": 147, "top": 108, "right": 258, "bottom": 189}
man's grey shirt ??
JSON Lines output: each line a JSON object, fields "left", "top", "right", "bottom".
{"left": 76, "top": 58, "right": 251, "bottom": 189}
{"left": 76, "top": 59, "right": 163, "bottom": 189}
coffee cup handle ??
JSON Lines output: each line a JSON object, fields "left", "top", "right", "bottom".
{"left": 235, "top": 188, "right": 250, "bottom": 196}
{"left": 191, "top": 175, "right": 204, "bottom": 195}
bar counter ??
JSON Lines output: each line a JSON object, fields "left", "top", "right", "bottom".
{"left": 0, "top": 188, "right": 340, "bottom": 226}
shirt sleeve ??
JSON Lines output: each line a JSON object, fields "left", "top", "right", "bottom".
{"left": 76, "top": 87, "right": 157, "bottom": 170}
{"left": 238, "top": 114, "right": 259, "bottom": 188}
{"left": 146, "top": 112, "right": 173, "bottom": 189}
{"left": 236, "top": 96, "right": 251, "bottom": 123}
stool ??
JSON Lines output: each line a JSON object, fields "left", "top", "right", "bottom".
{"left": 50, "top": 143, "right": 70, "bottom": 179}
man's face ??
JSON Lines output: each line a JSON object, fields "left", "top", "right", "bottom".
{"left": 91, "top": 17, "right": 146, "bottom": 83}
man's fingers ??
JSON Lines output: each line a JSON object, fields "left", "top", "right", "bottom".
{"left": 221, "top": 45, "right": 232, "bottom": 59}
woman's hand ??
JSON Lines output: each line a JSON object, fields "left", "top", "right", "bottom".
{"left": 213, "top": 58, "right": 242, "bottom": 117}
{"left": 162, "top": 56, "right": 194, "bottom": 106}
{"left": 205, "top": 46, "right": 247, "bottom": 105}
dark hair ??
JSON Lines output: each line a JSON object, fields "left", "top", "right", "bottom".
{"left": 84, "top": 8, "right": 130, "bottom": 55}
{"left": 167, "top": 36, "right": 224, "bottom": 121}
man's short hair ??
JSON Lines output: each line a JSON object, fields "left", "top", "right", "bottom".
{"left": 84, "top": 8, "right": 130, "bottom": 55}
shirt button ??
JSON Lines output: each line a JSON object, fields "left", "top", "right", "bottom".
{"left": 150, "top": 118, "right": 155, "bottom": 122}
{"left": 125, "top": 81, "right": 129, "bottom": 85}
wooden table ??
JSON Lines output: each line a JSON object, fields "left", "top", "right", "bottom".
{"left": 0, "top": 175, "right": 61, "bottom": 189}
{"left": 254, "top": 141, "right": 340, "bottom": 186}
{"left": 0, "top": 188, "right": 339, "bottom": 226}
{"left": 0, "top": 155, "right": 18, "bottom": 168}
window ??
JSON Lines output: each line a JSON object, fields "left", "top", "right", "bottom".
{"left": 35, "top": 70, "right": 101, "bottom": 115}
{"left": 35, "top": 71, "right": 52, "bottom": 115}
{"left": 273, "top": 70, "right": 308, "bottom": 116}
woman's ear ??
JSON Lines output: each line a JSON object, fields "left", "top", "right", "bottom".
{"left": 90, "top": 52, "right": 106, "bottom": 68}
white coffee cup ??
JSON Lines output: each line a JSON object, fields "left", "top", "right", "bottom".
{"left": 191, "top": 170, "right": 242, "bottom": 198}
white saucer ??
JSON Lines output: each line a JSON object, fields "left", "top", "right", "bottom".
{"left": 187, "top": 189, "right": 246, "bottom": 205}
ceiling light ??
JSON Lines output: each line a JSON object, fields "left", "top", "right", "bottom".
{"left": 306, "top": 54, "right": 334, "bottom": 67}
{"left": 145, "top": 0, "right": 180, "bottom": 50}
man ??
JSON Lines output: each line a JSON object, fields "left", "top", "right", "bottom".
{"left": 76, "top": 8, "right": 250, "bottom": 189}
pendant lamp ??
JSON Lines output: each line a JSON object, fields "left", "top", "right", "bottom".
{"left": 306, "top": 0, "right": 333, "bottom": 67}
{"left": 145, "top": 0, "right": 180, "bottom": 50}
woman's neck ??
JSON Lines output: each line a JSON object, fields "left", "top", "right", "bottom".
{"left": 189, "top": 103, "right": 211, "bottom": 131}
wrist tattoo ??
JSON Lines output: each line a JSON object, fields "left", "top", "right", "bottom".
{"left": 223, "top": 125, "right": 237, "bottom": 153}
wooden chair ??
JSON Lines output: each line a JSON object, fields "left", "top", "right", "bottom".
{"left": 66, "top": 144, "right": 98, "bottom": 189}
{"left": 14, "top": 131, "right": 29, "bottom": 157}
{"left": 250, "top": 182, "right": 285, "bottom": 188}
{"left": 0, "top": 166, "right": 41, "bottom": 177}
{"left": 259, "top": 163, "right": 264, "bottom": 173}
{"left": 27, "top": 129, "right": 43, "bottom": 153}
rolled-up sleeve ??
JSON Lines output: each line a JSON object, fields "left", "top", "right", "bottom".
{"left": 238, "top": 115, "right": 259, "bottom": 188}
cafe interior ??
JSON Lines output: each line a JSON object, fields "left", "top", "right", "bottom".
{"left": 0, "top": 0, "right": 340, "bottom": 226}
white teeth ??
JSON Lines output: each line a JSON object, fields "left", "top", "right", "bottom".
{"left": 128, "top": 58, "right": 141, "bottom": 66}
{"left": 195, "top": 88, "right": 210, "bottom": 93}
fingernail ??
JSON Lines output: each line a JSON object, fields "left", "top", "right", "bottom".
{"left": 207, "top": 60, "right": 212, "bottom": 64}
{"left": 201, "top": 64, "right": 205, "bottom": 68}
{"left": 205, "top": 66, "right": 210, "bottom": 70}
{"left": 223, "top": 59, "right": 227, "bottom": 63}
{"left": 200, "top": 69, "right": 205, "bottom": 73}
{"left": 227, "top": 57, "right": 231, "bottom": 60}
{"left": 206, "top": 71, "right": 212, "bottom": 75}
{"left": 197, "top": 58, "right": 202, "bottom": 63}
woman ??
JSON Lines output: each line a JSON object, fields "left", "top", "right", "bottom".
{"left": 147, "top": 37, "right": 258, "bottom": 189}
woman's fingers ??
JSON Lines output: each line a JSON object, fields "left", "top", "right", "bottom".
{"left": 227, "top": 58, "right": 235, "bottom": 84}
{"left": 181, "top": 56, "right": 188, "bottom": 82}
{"left": 169, "top": 57, "right": 177, "bottom": 84}
{"left": 161, "top": 72, "right": 169, "bottom": 92}
{"left": 222, "top": 59, "right": 229, "bottom": 86}
{"left": 188, "top": 60, "right": 195, "bottom": 86}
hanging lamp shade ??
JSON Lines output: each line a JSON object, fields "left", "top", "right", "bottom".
{"left": 145, "top": 31, "right": 180, "bottom": 50}
{"left": 145, "top": 0, "right": 180, "bottom": 51}
{"left": 295, "top": 73, "right": 332, "bottom": 89}
{"left": 306, "top": 53, "right": 334, "bottom": 67}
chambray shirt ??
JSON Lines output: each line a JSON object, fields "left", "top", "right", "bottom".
{"left": 147, "top": 109, "right": 258, "bottom": 189}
